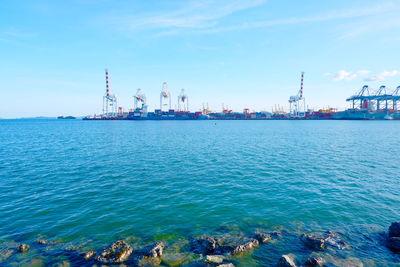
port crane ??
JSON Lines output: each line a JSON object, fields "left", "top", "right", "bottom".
{"left": 289, "top": 72, "right": 306, "bottom": 117}
{"left": 134, "top": 88, "right": 147, "bottom": 110}
{"left": 160, "top": 82, "right": 171, "bottom": 111}
{"left": 102, "top": 69, "right": 118, "bottom": 117}
{"left": 177, "top": 89, "right": 189, "bottom": 111}
{"left": 347, "top": 85, "right": 400, "bottom": 111}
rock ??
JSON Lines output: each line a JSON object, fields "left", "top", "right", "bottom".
{"left": 95, "top": 240, "right": 133, "bottom": 263}
{"left": 214, "top": 234, "right": 259, "bottom": 255}
{"left": 82, "top": 250, "right": 95, "bottom": 260}
{"left": 386, "top": 237, "right": 400, "bottom": 253}
{"left": 36, "top": 239, "right": 49, "bottom": 245}
{"left": 389, "top": 222, "right": 400, "bottom": 237}
{"left": 217, "top": 264, "right": 235, "bottom": 267}
{"left": 16, "top": 243, "right": 29, "bottom": 253}
{"left": 301, "top": 234, "right": 325, "bottom": 250}
{"left": 232, "top": 238, "right": 259, "bottom": 254}
{"left": 132, "top": 241, "right": 165, "bottom": 267}
{"left": 269, "top": 231, "right": 283, "bottom": 237}
{"left": 305, "top": 256, "right": 323, "bottom": 267}
{"left": 205, "top": 255, "right": 225, "bottom": 264}
{"left": 323, "top": 231, "right": 348, "bottom": 250}
{"left": 277, "top": 255, "right": 297, "bottom": 267}
{"left": 147, "top": 241, "right": 165, "bottom": 258}
{"left": 189, "top": 236, "right": 216, "bottom": 254}
{"left": 137, "top": 241, "right": 165, "bottom": 258}
{"left": 254, "top": 232, "right": 271, "bottom": 243}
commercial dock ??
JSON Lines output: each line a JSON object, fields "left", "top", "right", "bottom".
{"left": 83, "top": 70, "right": 400, "bottom": 121}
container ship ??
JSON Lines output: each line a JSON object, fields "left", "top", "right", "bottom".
{"left": 127, "top": 108, "right": 208, "bottom": 120}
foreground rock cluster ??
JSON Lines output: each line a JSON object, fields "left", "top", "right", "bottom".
{"left": 2, "top": 222, "right": 400, "bottom": 266}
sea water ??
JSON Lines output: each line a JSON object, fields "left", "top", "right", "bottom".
{"left": 0, "top": 119, "right": 399, "bottom": 266}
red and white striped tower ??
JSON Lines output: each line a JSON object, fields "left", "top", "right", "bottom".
{"left": 105, "top": 69, "right": 109, "bottom": 97}
{"left": 300, "top": 72, "right": 304, "bottom": 98}
{"left": 103, "top": 69, "right": 111, "bottom": 116}
{"left": 102, "top": 69, "right": 118, "bottom": 117}
{"left": 289, "top": 72, "right": 306, "bottom": 117}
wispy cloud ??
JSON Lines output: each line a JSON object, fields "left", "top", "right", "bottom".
{"left": 112, "top": 0, "right": 266, "bottom": 31}
{"left": 198, "top": 3, "right": 396, "bottom": 34}
{"left": 364, "top": 70, "right": 399, "bottom": 82}
{"left": 0, "top": 28, "right": 37, "bottom": 44}
{"left": 329, "top": 70, "right": 399, "bottom": 82}
{"left": 105, "top": 1, "right": 398, "bottom": 37}
{"left": 329, "top": 70, "right": 370, "bottom": 81}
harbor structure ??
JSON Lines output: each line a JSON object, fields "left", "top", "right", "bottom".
{"left": 102, "top": 69, "right": 118, "bottom": 117}
{"left": 288, "top": 72, "right": 306, "bottom": 118}
{"left": 160, "top": 82, "right": 171, "bottom": 111}
{"left": 178, "top": 89, "right": 189, "bottom": 112}
{"left": 83, "top": 69, "right": 400, "bottom": 120}
{"left": 346, "top": 85, "right": 400, "bottom": 111}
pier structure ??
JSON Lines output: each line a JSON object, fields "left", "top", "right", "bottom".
{"left": 346, "top": 85, "right": 400, "bottom": 111}
{"left": 102, "top": 69, "right": 118, "bottom": 117}
{"left": 289, "top": 72, "right": 306, "bottom": 117}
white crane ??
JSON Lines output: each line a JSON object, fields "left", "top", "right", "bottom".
{"left": 177, "top": 89, "right": 189, "bottom": 111}
{"left": 160, "top": 82, "right": 171, "bottom": 111}
{"left": 289, "top": 72, "right": 306, "bottom": 117}
{"left": 102, "top": 69, "right": 118, "bottom": 117}
{"left": 134, "top": 88, "right": 147, "bottom": 110}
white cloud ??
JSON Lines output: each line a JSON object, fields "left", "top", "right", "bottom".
{"left": 364, "top": 70, "right": 399, "bottom": 82}
{"left": 356, "top": 70, "right": 370, "bottom": 76}
{"left": 332, "top": 70, "right": 357, "bottom": 81}
{"left": 330, "top": 69, "right": 399, "bottom": 82}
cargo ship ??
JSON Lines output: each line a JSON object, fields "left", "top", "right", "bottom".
{"left": 208, "top": 111, "right": 270, "bottom": 120}
{"left": 332, "top": 109, "right": 400, "bottom": 120}
{"left": 127, "top": 108, "right": 208, "bottom": 120}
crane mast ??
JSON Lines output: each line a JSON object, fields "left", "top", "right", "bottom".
{"left": 289, "top": 72, "right": 306, "bottom": 118}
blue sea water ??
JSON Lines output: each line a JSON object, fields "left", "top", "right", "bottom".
{"left": 0, "top": 119, "right": 400, "bottom": 266}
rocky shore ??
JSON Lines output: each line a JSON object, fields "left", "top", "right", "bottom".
{"left": 0, "top": 222, "right": 399, "bottom": 266}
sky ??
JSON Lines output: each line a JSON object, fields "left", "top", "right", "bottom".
{"left": 1, "top": 0, "right": 400, "bottom": 118}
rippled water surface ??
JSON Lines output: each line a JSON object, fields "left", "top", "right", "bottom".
{"left": 1, "top": 119, "right": 400, "bottom": 266}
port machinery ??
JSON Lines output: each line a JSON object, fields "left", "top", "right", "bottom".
{"left": 134, "top": 88, "right": 147, "bottom": 110}
{"left": 102, "top": 69, "right": 118, "bottom": 117}
{"left": 289, "top": 72, "right": 306, "bottom": 118}
{"left": 160, "top": 82, "right": 171, "bottom": 111}
{"left": 177, "top": 89, "right": 189, "bottom": 112}
{"left": 346, "top": 85, "right": 400, "bottom": 111}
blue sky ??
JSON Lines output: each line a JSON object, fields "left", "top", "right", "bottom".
{"left": 1, "top": 0, "right": 400, "bottom": 118}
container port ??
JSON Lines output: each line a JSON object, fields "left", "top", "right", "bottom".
{"left": 83, "top": 70, "right": 400, "bottom": 121}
